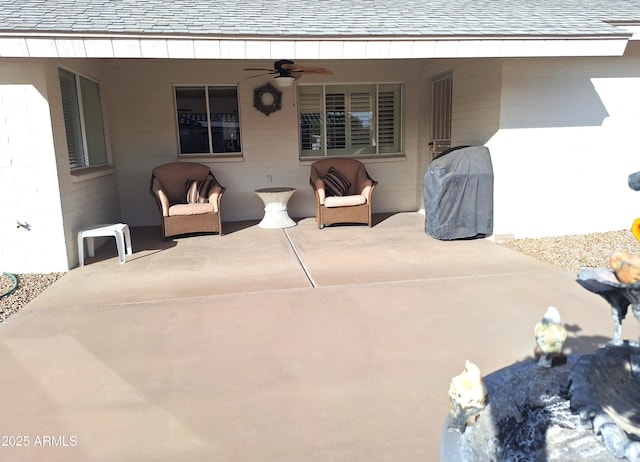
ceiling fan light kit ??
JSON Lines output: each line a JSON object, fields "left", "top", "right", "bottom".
{"left": 274, "top": 75, "right": 295, "bottom": 87}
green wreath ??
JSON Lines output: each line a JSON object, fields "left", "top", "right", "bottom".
{"left": 253, "top": 83, "right": 282, "bottom": 116}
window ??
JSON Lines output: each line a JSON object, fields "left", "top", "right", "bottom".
{"left": 298, "top": 84, "right": 402, "bottom": 158}
{"left": 175, "top": 86, "right": 241, "bottom": 156}
{"left": 58, "top": 68, "right": 108, "bottom": 169}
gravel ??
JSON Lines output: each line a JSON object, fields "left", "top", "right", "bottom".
{"left": 0, "top": 230, "right": 638, "bottom": 324}
{"left": 499, "top": 229, "right": 640, "bottom": 274}
{"left": 0, "top": 272, "right": 65, "bottom": 323}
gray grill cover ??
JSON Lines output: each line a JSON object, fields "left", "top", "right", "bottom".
{"left": 423, "top": 146, "right": 494, "bottom": 240}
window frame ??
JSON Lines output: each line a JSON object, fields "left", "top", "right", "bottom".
{"left": 58, "top": 67, "right": 109, "bottom": 170}
{"left": 297, "top": 83, "right": 403, "bottom": 159}
{"left": 173, "top": 84, "right": 243, "bottom": 158}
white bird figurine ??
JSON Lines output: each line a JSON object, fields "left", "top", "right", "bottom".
{"left": 534, "top": 306, "right": 567, "bottom": 368}
{"left": 447, "top": 360, "right": 488, "bottom": 433}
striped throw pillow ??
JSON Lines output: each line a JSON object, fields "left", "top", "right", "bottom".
{"left": 323, "top": 167, "right": 351, "bottom": 197}
{"left": 186, "top": 178, "right": 215, "bottom": 203}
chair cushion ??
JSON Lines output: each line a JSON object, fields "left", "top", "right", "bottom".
{"left": 186, "top": 178, "right": 215, "bottom": 204}
{"left": 324, "top": 195, "right": 367, "bottom": 208}
{"left": 323, "top": 167, "right": 351, "bottom": 197}
{"left": 168, "top": 202, "right": 216, "bottom": 216}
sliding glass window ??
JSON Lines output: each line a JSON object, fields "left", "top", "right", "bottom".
{"left": 175, "top": 86, "right": 241, "bottom": 156}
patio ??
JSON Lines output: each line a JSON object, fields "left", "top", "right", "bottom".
{"left": 0, "top": 212, "right": 614, "bottom": 461}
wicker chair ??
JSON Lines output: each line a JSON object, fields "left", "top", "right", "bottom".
{"left": 309, "top": 158, "right": 377, "bottom": 229}
{"left": 150, "top": 162, "right": 225, "bottom": 237}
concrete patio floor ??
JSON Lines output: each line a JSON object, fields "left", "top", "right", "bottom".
{"left": 0, "top": 212, "right": 616, "bottom": 461}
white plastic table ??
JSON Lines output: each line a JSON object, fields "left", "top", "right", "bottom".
{"left": 254, "top": 187, "right": 297, "bottom": 229}
{"left": 77, "top": 223, "right": 132, "bottom": 266}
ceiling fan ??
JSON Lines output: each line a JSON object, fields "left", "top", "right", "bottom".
{"left": 244, "top": 60, "right": 333, "bottom": 86}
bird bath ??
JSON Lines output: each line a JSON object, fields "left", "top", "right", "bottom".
{"left": 577, "top": 268, "right": 640, "bottom": 347}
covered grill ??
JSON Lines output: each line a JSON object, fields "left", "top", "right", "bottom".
{"left": 423, "top": 146, "right": 494, "bottom": 240}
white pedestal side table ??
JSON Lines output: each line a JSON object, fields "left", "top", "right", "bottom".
{"left": 254, "top": 187, "right": 297, "bottom": 229}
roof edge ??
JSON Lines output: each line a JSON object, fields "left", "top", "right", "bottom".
{"left": 0, "top": 31, "right": 633, "bottom": 41}
{"left": 0, "top": 35, "right": 630, "bottom": 59}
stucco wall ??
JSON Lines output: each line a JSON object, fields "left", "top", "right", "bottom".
{"left": 487, "top": 43, "right": 640, "bottom": 238}
{"left": 0, "top": 59, "right": 68, "bottom": 273}
{"left": 104, "top": 59, "right": 427, "bottom": 227}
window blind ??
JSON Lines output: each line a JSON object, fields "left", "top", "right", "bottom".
{"left": 349, "top": 91, "right": 372, "bottom": 148}
{"left": 58, "top": 69, "right": 85, "bottom": 168}
{"left": 299, "top": 89, "right": 323, "bottom": 151}
{"left": 326, "top": 93, "right": 346, "bottom": 149}
{"left": 298, "top": 83, "right": 402, "bottom": 158}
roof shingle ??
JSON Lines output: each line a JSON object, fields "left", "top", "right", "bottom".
{"left": 0, "top": 0, "right": 638, "bottom": 38}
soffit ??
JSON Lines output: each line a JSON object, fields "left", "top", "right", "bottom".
{"left": 0, "top": 35, "right": 630, "bottom": 59}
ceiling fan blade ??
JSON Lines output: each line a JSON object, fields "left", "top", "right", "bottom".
{"left": 243, "top": 68, "right": 277, "bottom": 72}
{"left": 281, "top": 64, "right": 333, "bottom": 75}
{"left": 244, "top": 72, "right": 272, "bottom": 80}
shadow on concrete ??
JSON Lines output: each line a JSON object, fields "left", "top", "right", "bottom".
{"left": 563, "top": 323, "right": 611, "bottom": 355}
{"left": 220, "top": 219, "right": 261, "bottom": 235}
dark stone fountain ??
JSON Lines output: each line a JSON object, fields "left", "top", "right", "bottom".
{"left": 441, "top": 344, "right": 640, "bottom": 461}
{"left": 441, "top": 356, "right": 625, "bottom": 461}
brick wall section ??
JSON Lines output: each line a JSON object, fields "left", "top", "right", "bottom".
{"left": 451, "top": 59, "right": 502, "bottom": 147}
{"left": 0, "top": 59, "right": 122, "bottom": 272}
{"left": 3, "top": 45, "right": 640, "bottom": 272}
{"left": 105, "top": 59, "right": 425, "bottom": 227}
{"left": 48, "top": 59, "right": 121, "bottom": 268}
{"left": 0, "top": 60, "right": 68, "bottom": 273}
